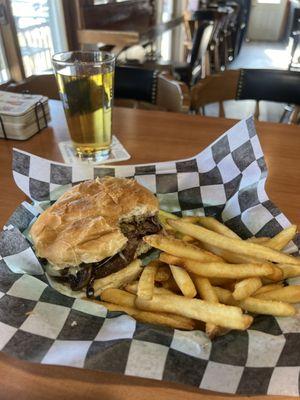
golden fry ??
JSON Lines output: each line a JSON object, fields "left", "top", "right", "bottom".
{"left": 161, "top": 276, "right": 181, "bottom": 293}
{"left": 137, "top": 261, "right": 158, "bottom": 300}
{"left": 247, "top": 237, "right": 269, "bottom": 244}
{"left": 93, "top": 259, "right": 142, "bottom": 296}
{"left": 214, "top": 287, "right": 296, "bottom": 317}
{"left": 278, "top": 264, "right": 300, "bottom": 279}
{"left": 155, "top": 265, "right": 171, "bottom": 282}
{"left": 87, "top": 298, "right": 195, "bottom": 330}
{"left": 208, "top": 277, "right": 235, "bottom": 287}
{"left": 180, "top": 234, "right": 197, "bottom": 243}
{"left": 233, "top": 278, "right": 262, "bottom": 300}
{"left": 265, "top": 225, "right": 297, "bottom": 251}
{"left": 144, "top": 234, "right": 222, "bottom": 262}
{"left": 266, "top": 265, "right": 284, "bottom": 282}
{"left": 135, "top": 293, "right": 253, "bottom": 330}
{"left": 170, "top": 265, "right": 197, "bottom": 298}
{"left": 254, "top": 283, "right": 283, "bottom": 295}
{"left": 254, "top": 286, "right": 300, "bottom": 303}
{"left": 158, "top": 210, "right": 179, "bottom": 232}
{"left": 125, "top": 281, "right": 173, "bottom": 295}
{"left": 101, "top": 288, "right": 136, "bottom": 308}
{"left": 168, "top": 220, "right": 300, "bottom": 266}
{"left": 197, "top": 216, "right": 240, "bottom": 239}
{"left": 193, "top": 276, "right": 219, "bottom": 302}
{"left": 239, "top": 298, "right": 295, "bottom": 316}
{"left": 181, "top": 216, "right": 201, "bottom": 223}
{"left": 201, "top": 243, "right": 263, "bottom": 264}
{"left": 193, "top": 276, "right": 220, "bottom": 338}
{"left": 160, "top": 253, "right": 273, "bottom": 279}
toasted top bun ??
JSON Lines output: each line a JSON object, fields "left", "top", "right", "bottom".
{"left": 30, "top": 176, "right": 159, "bottom": 269}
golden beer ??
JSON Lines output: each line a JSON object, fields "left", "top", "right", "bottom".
{"left": 52, "top": 51, "right": 115, "bottom": 160}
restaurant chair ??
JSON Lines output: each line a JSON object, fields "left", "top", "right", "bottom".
{"left": 186, "top": 7, "right": 234, "bottom": 75}
{"left": 289, "top": 8, "right": 300, "bottom": 70}
{"left": 191, "top": 69, "right": 300, "bottom": 123}
{"left": 174, "top": 19, "right": 214, "bottom": 85}
{"left": 114, "top": 66, "right": 190, "bottom": 113}
{"left": 4, "top": 67, "right": 190, "bottom": 114}
{"left": 7, "top": 74, "right": 60, "bottom": 100}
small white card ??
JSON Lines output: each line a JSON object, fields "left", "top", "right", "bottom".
{"left": 58, "top": 135, "right": 131, "bottom": 165}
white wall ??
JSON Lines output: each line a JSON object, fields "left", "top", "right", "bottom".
{"left": 247, "top": 0, "right": 289, "bottom": 41}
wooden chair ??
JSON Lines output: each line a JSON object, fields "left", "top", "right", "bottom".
{"left": 4, "top": 67, "right": 190, "bottom": 114}
{"left": 191, "top": 69, "right": 300, "bottom": 123}
{"left": 7, "top": 74, "right": 60, "bottom": 100}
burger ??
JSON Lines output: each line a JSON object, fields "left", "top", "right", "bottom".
{"left": 30, "top": 176, "right": 161, "bottom": 296}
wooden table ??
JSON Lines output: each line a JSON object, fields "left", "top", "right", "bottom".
{"left": 0, "top": 100, "right": 299, "bottom": 400}
{"left": 77, "top": 16, "right": 184, "bottom": 55}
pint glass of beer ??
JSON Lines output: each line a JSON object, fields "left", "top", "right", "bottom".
{"left": 52, "top": 51, "right": 115, "bottom": 161}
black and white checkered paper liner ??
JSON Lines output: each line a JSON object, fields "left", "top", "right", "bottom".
{"left": 1, "top": 117, "right": 300, "bottom": 396}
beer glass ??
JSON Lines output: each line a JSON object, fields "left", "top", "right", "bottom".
{"left": 52, "top": 51, "right": 115, "bottom": 161}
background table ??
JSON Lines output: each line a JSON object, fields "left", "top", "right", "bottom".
{"left": 0, "top": 100, "right": 299, "bottom": 399}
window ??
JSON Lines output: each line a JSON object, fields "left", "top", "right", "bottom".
{"left": 11, "top": 0, "right": 67, "bottom": 77}
{"left": 0, "top": 34, "right": 10, "bottom": 83}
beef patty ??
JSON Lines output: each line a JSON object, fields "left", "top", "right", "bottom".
{"left": 62, "top": 216, "right": 161, "bottom": 294}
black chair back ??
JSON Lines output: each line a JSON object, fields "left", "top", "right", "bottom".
{"left": 114, "top": 66, "right": 157, "bottom": 104}
{"left": 236, "top": 69, "right": 300, "bottom": 105}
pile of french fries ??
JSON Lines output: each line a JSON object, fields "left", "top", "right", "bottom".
{"left": 87, "top": 210, "right": 300, "bottom": 338}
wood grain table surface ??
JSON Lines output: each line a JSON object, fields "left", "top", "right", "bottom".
{"left": 0, "top": 100, "right": 299, "bottom": 400}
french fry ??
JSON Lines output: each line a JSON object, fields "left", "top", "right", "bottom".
{"left": 197, "top": 216, "right": 240, "bottom": 239}
{"left": 201, "top": 243, "right": 282, "bottom": 281}
{"left": 201, "top": 243, "right": 260, "bottom": 264}
{"left": 214, "top": 287, "right": 296, "bottom": 317}
{"left": 158, "top": 210, "right": 179, "bottom": 231}
{"left": 254, "top": 283, "right": 284, "bottom": 295}
{"left": 135, "top": 293, "right": 253, "bottom": 330}
{"left": 233, "top": 278, "right": 262, "bottom": 300}
{"left": 266, "top": 265, "right": 284, "bottom": 282}
{"left": 170, "top": 265, "right": 197, "bottom": 298}
{"left": 193, "top": 276, "right": 219, "bottom": 303}
{"left": 254, "top": 286, "right": 300, "bottom": 303}
{"left": 101, "top": 288, "right": 136, "bottom": 308}
{"left": 168, "top": 220, "right": 300, "bottom": 266}
{"left": 182, "top": 216, "right": 201, "bottom": 223}
{"left": 125, "top": 281, "right": 173, "bottom": 295}
{"left": 124, "top": 281, "right": 140, "bottom": 294}
{"left": 264, "top": 225, "right": 297, "bottom": 251}
{"left": 278, "top": 264, "right": 300, "bottom": 279}
{"left": 160, "top": 253, "right": 274, "bottom": 279}
{"left": 144, "top": 234, "right": 223, "bottom": 262}
{"left": 180, "top": 234, "right": 197, "bottom": 243}
{"left": 87, "top": 298, "right": 196, "bottom": 330}
{"left": 237, "top": 298, "right": 295, "bottom": 317}
{"left": 247, "top": 237, "right": 269, "bottom": 244}
{"left": 208, "top": 277, "right": 236, "bottom": 287}
{"left": 155, "top": 265, "right": 171, "bottom": 282}
{"left": 201, "top": 243, "right": 263, "bottom": 264}
{"left": 137, "top": 261, "right": 158, "bottom": 300}
{"left": 161, "top": 276, "right": 181, "bottom": 293}
{"left": 193, "top": 276, "right": 220, "bottom": 338}
{"left": 93, "top": 259, "right": 142, "bottom": 296}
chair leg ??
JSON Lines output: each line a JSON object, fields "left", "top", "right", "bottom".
{"left": 289, "top": 106, "right": 300, "bottom": 124}
{"left": 279, "top": 105, "right": 294, "bottom": 124}
{"left": 254, "top": 101, "right": 259, "bottom": 120}
{"left": 219, "top": 101, "right": 225, "bottom": 118}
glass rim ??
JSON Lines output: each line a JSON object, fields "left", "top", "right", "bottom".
{"left": 52, "top": 50, "right": 115, "bottom": 67}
